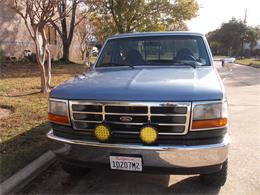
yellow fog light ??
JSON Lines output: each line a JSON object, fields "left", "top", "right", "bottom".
{"left": 140, "top": 126, "right": 158, "bottom": 144}
{"left": 94, "top": 125, "right": 111, "bottom": 142}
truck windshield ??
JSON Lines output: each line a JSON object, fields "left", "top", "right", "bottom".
{"left": 96, "top": 35, "right": 211, "bottom": 68}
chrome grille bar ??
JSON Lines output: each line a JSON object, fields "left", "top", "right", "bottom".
{"left": 69, "top": 101, "right": 191, "bottom": 135}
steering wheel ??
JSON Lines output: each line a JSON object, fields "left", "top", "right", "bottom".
{"left": 174, "top": 48, "right": 198, "bottom": 62}
{"left": 185, "top": 54, "right": 197, "bottom": 61}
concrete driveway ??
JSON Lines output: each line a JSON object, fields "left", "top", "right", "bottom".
{"left": 25, "top": 62, "right": 260, "bottom": 194}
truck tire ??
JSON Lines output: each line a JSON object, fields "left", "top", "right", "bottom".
{"left": 61, "top": 162, "right": 91, "bottom": 176}
{"left": 200, "top": 160, "right": 228, "bottom": 186}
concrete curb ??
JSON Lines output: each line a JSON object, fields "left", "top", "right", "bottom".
{"left": 0, "top": 151, "right": 56, "bottom": 195}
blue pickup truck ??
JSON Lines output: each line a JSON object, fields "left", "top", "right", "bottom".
{"left": 47, "top": 32, "right": 229, "bottom": 186}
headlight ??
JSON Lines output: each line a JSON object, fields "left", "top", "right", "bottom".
{"left": 191, "top": 101, "right": 228, "bottom": 130}
{"left": 49, "top": 100, "right": 68, "bottom": 116}
{"left": 48, "top": 99, "right": 70, "bottom": 125}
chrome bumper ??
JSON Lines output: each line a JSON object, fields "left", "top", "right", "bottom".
{"left": 47, "top": 130, "right": 230, "bottom": 169}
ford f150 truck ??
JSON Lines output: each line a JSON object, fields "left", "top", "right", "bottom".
{"left": 47, "top": 32, "right": 229, "bottom": 186}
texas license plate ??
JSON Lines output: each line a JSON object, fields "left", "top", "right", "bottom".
{"left": 109, "top": 155, "right": 143, "bottom": 172}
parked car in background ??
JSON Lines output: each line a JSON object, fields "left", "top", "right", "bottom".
{"left": 47, "top": 32, "right": 229, "bottom": 186}
{"left": 221, "top": 57, "right": 235, "bottom": 70}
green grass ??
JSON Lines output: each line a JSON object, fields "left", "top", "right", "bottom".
{"left": 0, "top": 62, "right": 87, "bottom": 182}
{"left": 235, "top": 58, "right": 260, "bottom": 68}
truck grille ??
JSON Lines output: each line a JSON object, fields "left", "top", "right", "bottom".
{"left": 69, "top": 101, "right": 191, "bottom": 142}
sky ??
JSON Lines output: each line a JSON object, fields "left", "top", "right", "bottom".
{"left": 187, "top": 0, "right": 260, "bottom": 34}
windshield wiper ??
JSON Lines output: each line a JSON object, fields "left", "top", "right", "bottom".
{"left": 98, "top": 62, "right": 135, "bottom": 69}
{"left": 171, "top": 61, "right": 197, "bottom": 69}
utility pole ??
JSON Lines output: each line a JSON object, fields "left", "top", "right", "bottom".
{"left": 242, "top": 8, "right": 248, "bottom": 57}
{"left": 243, "top": 8, "right": 247, "bottom": 24}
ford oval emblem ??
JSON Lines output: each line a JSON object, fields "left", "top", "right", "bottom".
{"left": 120, "top": 116, "right": 133, "bottom": 122}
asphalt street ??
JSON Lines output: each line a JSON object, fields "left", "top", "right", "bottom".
{"left": 24, "top": 62, "right": 260, "bottom": 194}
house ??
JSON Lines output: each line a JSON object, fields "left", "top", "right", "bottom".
{"left": 255, "top": 40, "right": 260, "bottom": 50}
{"left": 0, "top": 2, "right": 82, "bottom": 62}
{"left": 243, "top": 39, "right": 260, "bottom": 56}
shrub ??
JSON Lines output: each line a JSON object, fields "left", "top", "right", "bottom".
{"left": 26, "top": 53, "right": 36, "bottom": 63}
{"left": 0, "top": 48, "right": 5, "bottom": 64}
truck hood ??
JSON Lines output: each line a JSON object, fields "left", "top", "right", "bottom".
{"left": 50, "top": 66, "right": 224, "bottom": 101}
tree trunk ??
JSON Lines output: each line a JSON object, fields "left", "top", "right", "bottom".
{"left": 46, "top": 48, "right": 52, "bottom": 88}
{"left": 55, "top": 0, "right": 78, "bottom": 62}
{"left": 36, "top": 50, "right": 48, "bottom": 93}
{"left": 62, "top": 40, "right": 70, "bottom": 62}
{"left": 35, "top": 30, "right": 51, "bottom": 93}
{"left": 39, "top": 65, "right": 48, "bottom": 93}
{"left": 83, "top": 48, "right": 89, "bottom": 65}
{"left": 81, "top": 49, "right": 85, "bottom": 61}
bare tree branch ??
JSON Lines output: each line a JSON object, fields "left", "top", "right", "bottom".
{"left": 49, "top": 0, "right": 90, "bottom": 61}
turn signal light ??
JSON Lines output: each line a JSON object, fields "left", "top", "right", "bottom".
{"left": 192, "top": 118, "right": 228, "bottom": 129}
{"left": 48, "top": 113, "right": 70, "bottom": 125}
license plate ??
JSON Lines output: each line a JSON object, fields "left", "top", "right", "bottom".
{"left": 109, "top": 155, "right": 143, "bottom": 172}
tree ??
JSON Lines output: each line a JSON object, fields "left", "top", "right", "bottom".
{"left": 89, "top": 13, "right": 117, "bottom": 43}
{"left": 169, "top": 21, "right": 189, "bottom": 31}
{"left": 85, "top": 0, "right": 198, "bottom": 35}
{"left": 76, "top": 16, "right": 95, "bottom": 63}
{"left": 51, "top": 0, "right": 91, "bottom": 62}
{"left": 207, "top": 18, "right": 260, "bottom": 57}
{"left": 6, "top": 0, "right": 63, "bottom": 93}
{"left": 245, "top": 27, "right": 259, "bottom": 56}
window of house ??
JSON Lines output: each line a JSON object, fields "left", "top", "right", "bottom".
{"left": 45, "top": 26, "right": 57, "bottom": 45}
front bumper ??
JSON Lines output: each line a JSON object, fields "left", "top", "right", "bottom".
{"left": 47, "top": 130, "right": 230, "bottom": 174}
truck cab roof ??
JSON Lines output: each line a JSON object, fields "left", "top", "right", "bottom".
{"left": 109, "top": 31, "right": 205, "bottom": 40}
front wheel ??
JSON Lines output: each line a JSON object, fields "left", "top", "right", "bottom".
{"left": 200, "top": 160, "right": 228, "bottom": 186}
